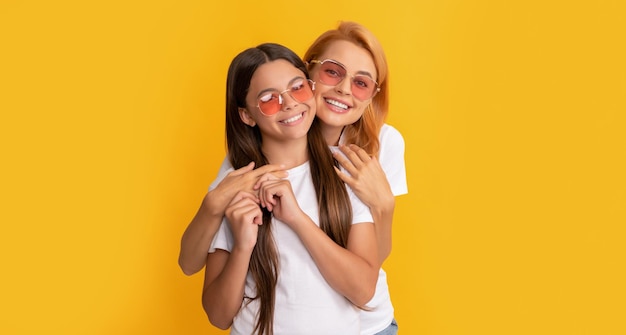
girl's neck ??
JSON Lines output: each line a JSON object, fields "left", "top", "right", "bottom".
{"left": 261, "top": 137, "right": 309, "bottom": 169}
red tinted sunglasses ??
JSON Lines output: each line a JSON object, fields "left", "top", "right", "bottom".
{"left": 255, "top": 79, "right": 315, "bottom": 116}
{"left": 309, "top": 59, "right": 380, "bottom": 100}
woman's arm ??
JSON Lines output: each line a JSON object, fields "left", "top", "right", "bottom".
{"left": 179, "top": 193, "right": 230, "bottom": 275}
{"left": 201, "top": 192, "right": 261, "bottom": 329}
{"left": 178, "top": 162, "right": 287, "bottom": 275}
{"left": 333, "top": 144, "right": 396, "bottom": 266}
{"left": 258, "top": 179, "right": 379, "bottom": 307}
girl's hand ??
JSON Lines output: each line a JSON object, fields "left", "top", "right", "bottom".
{"left": 333, "top": 144, "right": 393, "bottom": 208}
{"left": 208, "top": 162, "right": 288, "bottom": 217}
{"left": 224, "top": 191, "right": 263, "bottom": 252}
{"left": 257, "top": 179, "right": 306, "bottom": 227}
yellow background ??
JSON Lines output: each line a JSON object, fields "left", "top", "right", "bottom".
{"left": 1, "top": 1, "right": 625, "bottom": 334}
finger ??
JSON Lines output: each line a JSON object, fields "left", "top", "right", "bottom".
{"left": 333, "top": 165, "right": 354, "bottom": 185}
{"left": 262, "top": 187, "right": 276, "bottom": 212}
{"left": 226, "top": 200, "right": 256, "bottom": 219}
{"left": 259, "top": 182, "right": 282, "bottom": 212}
{"left": 258, "top": 182, "right": 269, "bottom": 209}
{"left": 227, "top": 191, "right": 260, "bottom": 210}
{"left": 238, "top": 191, "right": 260, "bottom": 204}
{"left": 229, "top": 191, "right": 250, "bottom": 205}
{"left": 252, "top": 164, "right": 288, "bottom": 177}
{"left": 228, "top": 200, "right": 263, "bottom": 229}
{"left": 252, "top": 210, "right": 263, "bottom": 225}
{"left": 339, "top": 145, "right": 365, "bottom": 169}
{"left": 257, "top": 179, "right": 276, "bottom": 209}
{"left": 243, "top": 206, "right": 263, "bottom": 224}
{"left": 253, "top": 171, "right": 287, "bottom": 190}
{"left": 333, "top": 150, "right": 358, "bottom": 177}
{"left": 230, "top": 161, "right": 255, "bottom": 176}
{"left": 348, "top": 144, "right": 372, "bottom": 162}
{"left": 229, "top": 201, "right": 257, "bottom": 218}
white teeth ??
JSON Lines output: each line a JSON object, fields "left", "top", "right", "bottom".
{"left": 282, "top": 113, "right": 303, "bottom": 124}
{"left": 325, "top": 98, "right": 348, "bottom": 109}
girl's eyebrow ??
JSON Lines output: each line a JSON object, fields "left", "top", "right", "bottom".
{"left": 256, "top": 76, "right": 306, "bottom": 98}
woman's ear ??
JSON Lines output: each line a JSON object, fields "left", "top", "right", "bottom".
{"left": 239, "top": 107, "right": 256, "bottom": 127}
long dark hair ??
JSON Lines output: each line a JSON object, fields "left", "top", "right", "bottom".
{"left": 225, "top": 43, "right": 353, "bottom": 335}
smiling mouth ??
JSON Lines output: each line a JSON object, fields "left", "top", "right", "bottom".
{"left": 324, "top": 98, "right": 349, "bottom": 110}
{"left": 280, "top": 112, "right": 304, "bottom": 124}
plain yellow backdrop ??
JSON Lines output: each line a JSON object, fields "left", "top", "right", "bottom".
{"left": 1, "top": 1, "right": 625, "bottom": 334}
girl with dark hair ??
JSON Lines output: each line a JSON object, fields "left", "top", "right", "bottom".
{"left": 201, "top": 43, "right": 378, "bottom": 335}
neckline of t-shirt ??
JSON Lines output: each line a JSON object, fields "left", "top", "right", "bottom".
{"left": 286, "top": 161, "right": 310, "bottom": 176}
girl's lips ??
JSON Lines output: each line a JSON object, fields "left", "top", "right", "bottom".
{"left": 279, "top": 111, "right": 305, "bottom": 125}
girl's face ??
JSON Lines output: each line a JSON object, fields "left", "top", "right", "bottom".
{"left": 309, "top": 40, "right": 378, "bottom": 131}
{"left": 241, "top": 59, "right": 316, "bottom": 143}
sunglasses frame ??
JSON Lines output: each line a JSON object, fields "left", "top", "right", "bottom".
{"left": 255, "top": 79, "right": 316, "bottom": 116}
{"left": 309, "top": 59, "right": 381, "bottom": 100}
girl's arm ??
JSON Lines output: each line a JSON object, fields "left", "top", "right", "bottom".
{"left": 178, "top": 162, "right": 287, "bottom": 275}
{"left": 293, "top": 218, "right": 378, "bottom": 307}
{"left": 202, "top": 249, "right": 248, "bottom": 329}
{"left": 258, "top": 179, "right": 379, "bottom": 307}
{"left": 201, "top": 192, "right": 261, "bottom": 329}
{"left": 333, "top": 144, "right": 396, "bottom": 266}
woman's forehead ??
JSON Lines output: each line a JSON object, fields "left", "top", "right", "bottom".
{"left": 317, "top": 40, "right": 377, "bottom": 77}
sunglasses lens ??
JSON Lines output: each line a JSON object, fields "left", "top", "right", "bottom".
{"left": 351, "top": 76, "right": 377, "bottom": 100}
{"left": 319, "top": 61, "right": 346, "bottom": 86}
{"left": 318, "top": 60, "right": 378, "bottom": 100}
{"left": 257, "top": 80, "right": 313, "bottom": 116}
{"left": 289, "top": 79, "right": 314, "bottom": 102}
{"left": 258, "top": 92, "right": 281, "bottom": 115}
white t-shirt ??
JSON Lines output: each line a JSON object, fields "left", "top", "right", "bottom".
{"left": 336, "top": 123, "right": 408, "bottom": 334}
{"left": 209, "top": 161, "right": 374, "bottom": 335}
{"left": 209, "top": 123, "right": 408, "bottom": 334}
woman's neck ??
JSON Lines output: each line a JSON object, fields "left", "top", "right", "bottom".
{"left": 321, "top": 125, "right": 344, "bottom": 146}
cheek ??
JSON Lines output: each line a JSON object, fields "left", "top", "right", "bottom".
{"left": 313, "top": 84, "right": 332, "bottom": 98}
{"left": 351, "top": 103, "right": 367, "bottom": 116}
{"left": 304, "top": 97, "right": 317, "bottom": 112}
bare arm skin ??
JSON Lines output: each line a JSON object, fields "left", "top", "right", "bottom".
{"left": 258, "top": 178, "right": 379, "bottom": 307}
{"left": 178, "top": 162, "right": 287, "bottom": 275}
{"left": 202, "top": 192, "right": 261, "bottom": 329}
{"left": 333, "top": 144, "right": 396, "bottom": 267}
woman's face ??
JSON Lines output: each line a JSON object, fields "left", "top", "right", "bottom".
{"left": 309, "top": 40, "right": 378, "bottom": 131}
{"left": 241, "top": 59, "right": 316, "bottom": 143}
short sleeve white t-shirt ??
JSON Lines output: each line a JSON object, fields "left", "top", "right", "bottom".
{"left": 209, "top": 161, "right": 373, "bottom": 335}
{"left": 209, "top": 123, "right": 407, "bottom": 334}
{"left": 338, "top": 123, "right": 408, "bottom": 334}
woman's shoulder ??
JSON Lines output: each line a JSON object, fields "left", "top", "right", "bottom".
{"left": 378, "top": 123, "right": 404, "bottom": 145}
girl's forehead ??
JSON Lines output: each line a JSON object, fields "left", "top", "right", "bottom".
{"left": 250, "top": 60, "right": 304, "bottom": 88}
{"left": 246, "top": 60, "right": 306, "bottom": 104}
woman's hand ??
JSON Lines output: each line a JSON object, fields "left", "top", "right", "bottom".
{"left": 333, "top": 144, "right": 396, "bottom": 265}
{"left": 207, "top": 162, "right": 288, "bottom": 217}
{"left": 333, "top": 144, "right": 393, "bottom": 208}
